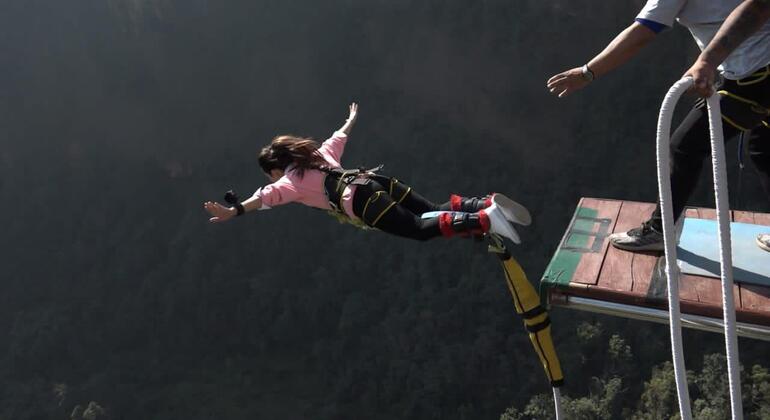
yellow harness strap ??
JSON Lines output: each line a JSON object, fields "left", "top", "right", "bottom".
{"left": 489, "top": 238, "right": 564, "bottom": 387}
{"left": 736, "top": 65, "right": 770, "bottom": 86}
{"left": 717, "top": 66, "right": 770, "bottom": 130}
{"left": 361, "top": 191, "right": 397, "bottom": 226}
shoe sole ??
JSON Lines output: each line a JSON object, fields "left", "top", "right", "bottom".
{"left": 486, "top": 204, "right": 521, "bottom": 244}
{"left": 609, "top": 239, "right": 664, "bottom": 252}
{"left": 757, "top": 236, "right": 770, "bottom": 253}
{"left": 492, "top": 194, "right": 531, "bottom": 226}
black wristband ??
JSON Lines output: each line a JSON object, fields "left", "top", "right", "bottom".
{"left": 235, "top": 203, "right": 245, "bottom": 216}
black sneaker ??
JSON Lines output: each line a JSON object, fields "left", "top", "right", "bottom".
{"left": 757, "top": 234, "right": 770, "bottom": 253}
{"left": 609, "top": 221, "right": 664, "bottom": 252}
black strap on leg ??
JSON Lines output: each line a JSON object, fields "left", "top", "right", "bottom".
{"left": 388, "top": 178, "right": 412, "bottom": 204}
{"left": 360, "top": 190, "right": 398, "bottom": 227}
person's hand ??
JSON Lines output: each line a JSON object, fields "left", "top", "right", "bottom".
{"left": 547, "top": 68, "right": 591, "bottom": 98}
{"left": 347, "top": 102, "right": 358, "bottom": 122}
{"left": 684, "top": 59, "right": 717, "bottom": 98}
{"left": 204, "top": 201, "right": 236, "bottom": 223}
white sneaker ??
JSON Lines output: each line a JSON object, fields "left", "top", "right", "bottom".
{"left": 485, "top": 202, "right": 521, "bottom": 244}
{"left": 609, "top": 221, "right": 664, "bottom": 252}
{"left": 758, "top": 234, "right": 770, "bottom": 253}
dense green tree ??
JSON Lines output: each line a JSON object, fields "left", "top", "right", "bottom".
{"left": 632, "top": 361, "right": 679, "bottom": 420}
{"left": 745, "top": 364, "right": 770, "bottom": 419}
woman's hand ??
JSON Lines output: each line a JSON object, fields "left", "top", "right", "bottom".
{"left": 348, "top": 102, "right": 358, "bottom": 122}
{"left": 204, "top": 201, "right": 236, "bottom": 223}
{"left": 340, "top": 102, "right": 358, "bottom": 134}
{"left": 546, "top": 68, "right": 591, "bottom": 98}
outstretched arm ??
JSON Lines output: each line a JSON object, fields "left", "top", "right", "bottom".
{"left": 203, "top": 192, "right": 263, "bottom": 223}
{"left": 685, "top": 0, "right": 770, "bottom": 97}
{"left": 337, "top": 102, "right": 358, "bottom": 135}
{"left": 547, "top": 22, "right": 657, "bottom": 98}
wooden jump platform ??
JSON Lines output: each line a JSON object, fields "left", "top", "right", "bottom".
{"left": 541, "top": 197, "right": 770, "bottom": 341}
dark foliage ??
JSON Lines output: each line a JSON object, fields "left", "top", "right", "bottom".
{"left": 1, "top": 1, "right": 769, "bottom": 419}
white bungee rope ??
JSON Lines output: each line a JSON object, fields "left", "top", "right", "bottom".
{"left": 705, "top": 88, "right": 743, "bottom": 420}
{"left": 553, "top": 387, "right": 563, "bottom": 420}
{"left": 657, "top": 77, "right": 694, "bottom": 420}
{"left": 657, "top": 77, "right": 743, "bottom": 420}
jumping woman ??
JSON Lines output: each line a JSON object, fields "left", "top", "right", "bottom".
{"left": 203, "top": 103, "right": 530, "bottom": 242}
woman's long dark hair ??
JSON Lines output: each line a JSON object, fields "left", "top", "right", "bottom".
{"left": 258, "top": 135, "right": 327, "bottom": 179}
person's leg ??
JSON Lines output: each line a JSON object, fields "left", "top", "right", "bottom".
{"left": 368, "top": 174, "right": 496, "bottom": 213}
{"left": 748, "top": 126, "right": 770, "bottom": 252}
{"left": 610, "top": 70, "right": 770, "bottom": 252}
{"left": 610, "top": 85, "right": 758, "bottom": 251}
{"left": 727, "top": 67, "right": 770, "bottom": 252}
{"left": 351, "top": 178, "right": 517, "bottom": 242}
{"left": 651, "top": 103, "right": 745, "bottom": 227}
{"left": 352, "top": 179, "right": 443, "bottom": 241}
{"left": 367, "top": 175, "right": 442, "bottom": 214}
{"left": 653, "top": 76, "right": 769, "bottom": 226}
{"left": 610, "top": 105, "right": 716, "bottom": 251}
{"left": 748, "top": 127, "right": 770, "bottom": 202}
{"left": 368, "top": 175, "right": 528, "bottom": 223}
{"left": 445, "top": 195, "right": 491, "bottom": 212}
{"left": 367, "top": 200, "right": 445, "bottom": 241}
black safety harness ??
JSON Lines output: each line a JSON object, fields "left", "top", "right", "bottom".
{"left": 321, "top": 165, "right": 381, "bottom": 216}
{"left": 321, "top": 165, "right": 412, "bottom": 228}
{"left": 223, "top": 164, "right": 412, "bottom": 229}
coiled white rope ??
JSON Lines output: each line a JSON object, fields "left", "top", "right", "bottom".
{"left": 656, "top": 76, "right": 694, "bottom": 420}
{"left": 705, "top": 91, "right": 743, "bottom": 420}
{"left": 657, "top": 77, "right": 743, "bottom": 420}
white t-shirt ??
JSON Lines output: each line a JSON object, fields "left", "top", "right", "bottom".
{"left": 637, "top": 0, "right": 770, "bottom": 79}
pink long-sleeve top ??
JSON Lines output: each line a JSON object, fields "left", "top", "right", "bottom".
{"left": 254, "top": 131, "right": 359, "bottom": 219}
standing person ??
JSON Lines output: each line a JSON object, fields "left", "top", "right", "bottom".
{"left": 204, "top": 103, "right": 530, "bottom": 243}
{"left": 683, "top": 0, "right": 770, "bottom": 252}
{"left": 547, "top": 0, "right": 770, "bottom": 252}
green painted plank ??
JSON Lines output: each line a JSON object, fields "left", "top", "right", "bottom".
{"left": 541, "top": 207, "right": 599, "bottom": 295}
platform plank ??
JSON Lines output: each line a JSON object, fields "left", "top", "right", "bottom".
{"left": 754, "top": 212, "right": 770, "bottom": 225}
{"left": 733, "top": 210, "right": 755, "bottom": 224}
{"left": 734, "top": 210, "right": 755, "bottom": 315}
{"left": 596, "top": 201, "right": 655, "bottom": 293}
{"left": 735, "top": 210, "right": 770, "bottom": 321}
{"left": 569, "top": 198, "right": 621, "bottom": 286}
{"left": 678, "top": 209, "right": 729, "bottom": 310}
{"left": 542, "top": 198, "right": 770, "bottom": 328}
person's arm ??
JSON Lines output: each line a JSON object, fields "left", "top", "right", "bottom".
{"left": 319, "top": 103, "right": 359, "bottom": 164}
{"left": 547, "top": 22, "right": 657, "bottom": 98}
{"left": 685, "top": 0, "right": 770, "bottom": 97}
{"left": 204, "top": 179, "right": 299, "bottom": 223}
{"left": 337, "top": 102, "right": 358, "bottom": 135}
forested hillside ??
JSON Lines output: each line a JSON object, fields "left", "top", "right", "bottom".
{"left": 2, "top": 1, "right": 769, "bottom": 418}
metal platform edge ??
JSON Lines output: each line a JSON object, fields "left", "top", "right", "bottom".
{"left": 551, "top": 294, "right": 770, "bottom": 342}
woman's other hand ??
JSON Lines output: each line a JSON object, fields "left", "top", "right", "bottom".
{"left": 204, "top": 201, "right": 236, "bottom": 223}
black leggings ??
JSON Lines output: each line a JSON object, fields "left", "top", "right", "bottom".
{"left": 650, "top": 70, "right": 770, "bottom": 228}
{"left": 351, "top": 175, "right": 453, "bottom": 241}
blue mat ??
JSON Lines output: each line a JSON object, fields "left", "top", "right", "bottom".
{"left": 677, "top": 218, "right": 770, "bottom": 287}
